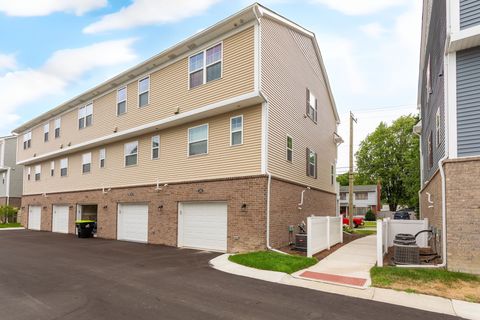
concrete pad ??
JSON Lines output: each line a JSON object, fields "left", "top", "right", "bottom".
{"left": 372, "top": 287, "right": 456, "bottom": 316}
{"left": 0, "top": 227, "right": 24, "bottom": 231}
{"left": 452, "top": 299, "right": 480, "bottom": 320}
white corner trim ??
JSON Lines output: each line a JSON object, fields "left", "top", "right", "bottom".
{"left": 253, "top": 20, "right": 260, "bottom": 93}
{"left": 449, "top": 0, "right": 460, "bottom": 34}
{"left": 17, "top": 91, "right": 264, "bottom": 166}
{"left": 446, "top": 52, "right": 458, "bottom": 158}
{"left": 260, "top": 101, "right": 268, "bottom": 174}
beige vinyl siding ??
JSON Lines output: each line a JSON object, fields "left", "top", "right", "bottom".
{"left": 23, "top": 105, "right": 262, "bottom": 195}
{"left": 261, "top": 18, "right": 337, "bottom": 193}
{"left": 17, "top": 26, "right": 255, "bottom": 163}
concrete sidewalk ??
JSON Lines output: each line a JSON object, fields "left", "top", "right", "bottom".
{"left": 293, "top": 235, "right": 377, "bottom": 288}
{"left": 210, "top": 250, "right": 480, "bottom": 320}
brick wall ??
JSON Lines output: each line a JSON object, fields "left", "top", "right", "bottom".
{"left": 19, "top": 176, "right": 268, "bottom": 253}
{"left": 269, "top": 178, "right": 336, "bottom": 248}
{"left": 444, "top": 158, "right": 480, "bottom": 274}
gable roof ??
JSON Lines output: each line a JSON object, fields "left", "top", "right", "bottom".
{"left": 13, "top": 3, "right": 339, "bottom": 134}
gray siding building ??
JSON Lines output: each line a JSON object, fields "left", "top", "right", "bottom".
{"left": 0, "top": 136, "right": 23, "bottom": 207}
{"left": 418, "top": 0, "right": 480, "bottom": 274}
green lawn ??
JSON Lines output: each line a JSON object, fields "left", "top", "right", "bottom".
{"left": 229, "top": 251, "right": 317, "bottom": 274}
{"left": 371, "top": 267, "right": 480, "bottom": 302}
{"left": 353, "top": 229, "right": 376, "bottom": 235}
{"left": 363, "top": 221, "right": 377, "bottom": 228}
{"left": 0, "top": 223, "right": 22, "bottom": 228}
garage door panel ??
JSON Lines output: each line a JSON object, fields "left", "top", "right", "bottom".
{"left": 52, "top": 205, "right": 69, "bottom": 233}
{"left": 179, "top": 202, "right": 227, "bottom": 252}
{"left": 117, "top": 204, "right": 148, "bottom": 243}
{"left": 28, "top": 206, "right": 41, "bottom": 230}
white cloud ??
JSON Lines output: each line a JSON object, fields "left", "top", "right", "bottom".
{"left": 84, "top": 0, "right": 220, "bottom": 34}
{"left": 312, "top": 0, "right": 406, "bottom": 15}
{"left": 0, "top": 0, "right": 107, "bottom": 16}
{"left": 360, "top": 22, "right": 387, "bottom": 38}
{"left": 0, "top": 39, "right": 137, "bottom": 133}
{"left": 0, "top": 53, "right": 16, "bottom": 71}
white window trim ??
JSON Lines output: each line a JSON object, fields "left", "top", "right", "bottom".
{"left": 82, "top": 152, "right": 92, "bottom": 174}
{"left": 331, "top": 163, "right": 335, "bottom": 186}
{"left": 117, "top": 86, "right": 127, "bottom": 116}
{"left": 138, "top": 76, "right": 150, "bottom": 108}
{"left": 27, "top": 167, "right": 31, "bottom": 181}
{"left": 23, "top": 131, "right": 32, "bottom": 149}
{"left": 188, "top": 42, "right": 223, "bottom": 90}
{"left": 308, "top": 148, "right": 316, "bottom": 178}
{"left": 43, "top": 123, "right": 49, "bottom": 142}
{"left": 151, "top": 135, "right": 160, "bottom": 160}
{"left": 35, "top": 164, "right": 41, "bottom": 181}
{"left": 54, "top": 118, "right": 61, "bottom": 138}
{"left": 187, "top": 123, "right": 209, "bottom": 157}
{"left": 60, "top": 158, "right": 68, "bottom": 177}
{"left": 286, "top": 134, "right": 293, "bottom": 162}
{"left": 230, "top": 115, "right": 243, "bottom": 146}
{"left": 435, "top": 108, "right": 441, "bottom": 148}
{"left": 50, "top": 161, "right": 55, "bottom": 176}
{"left": 307, "top": 90, "right": 317, "bottom": 122}
{"left": 78, "top": 102, "right": 93, "bottom": 129}
{"left": 124, "top": 141, "right": 139, "bottom": 167}
{"left": 99, "top": 148, "right": 106, "bottom": 168}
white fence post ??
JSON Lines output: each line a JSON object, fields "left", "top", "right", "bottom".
{"left": 377, "top": 219, "right": 383, "bottom": 267}
{"left": 340, "top": 216, "right": 344, "bottom": 243}
{"left": 307, "top": 217, "right": 312, "bottom": 258}
{"left": 326, "top": 216, "right": 331, "bottom": 250}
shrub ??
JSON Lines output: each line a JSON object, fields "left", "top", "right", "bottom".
{"left": 0, "top": 205, "right": 19, "bottom": 224}
{"left": 343, "top": 225, "right": 354, "bottom": 234}
{"left": 365, "top": 210, "right": 376, "bottom": 221}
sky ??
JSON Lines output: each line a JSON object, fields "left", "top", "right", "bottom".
{"left": 0, "top": 0, "right": 422, "bottom": 171}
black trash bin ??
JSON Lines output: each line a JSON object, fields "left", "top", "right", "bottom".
{"left": 75, "top": 220, "right": 96, "bottom": 238}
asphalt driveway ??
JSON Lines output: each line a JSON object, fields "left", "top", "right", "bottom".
{"left": 0, "top": 230, "right": 463, "bottom": 320}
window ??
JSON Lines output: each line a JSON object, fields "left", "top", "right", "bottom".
{"left": 189, "top": 43, "right": 222, "bottom": 89}
{"left": 60, "top": 158, "right": 68, "bottom": 177}
{"left": 99, "top": 148, "right": 106, "bottom": 168}
{"left": 435, "top": 108, "right": 441, "bottom": 147}
{"left": 355, "top": 192, "right": 368, "bottom": 200}
{"left": 82, "top": 153, "right": 91, "bottom": 174}
{"left": 151, "top": 135, "right": 160, "bottom": 159}
{"left": 2, "top": 173, "right": 5, "bottom": 184}
{"left": 78, "top": 103, "right": 93, "bottom": 129}
{"left": 117, "top": 87, "right": 127, "bottom": 115}
{"left": 428, "top": 131, "right": 433, "bottom": 169}
{"left": 306, "top": 89, "right": 318, "bottom": 122}
{"left": 188, "top": 124, "right": 208, "bottom": 156}
{"left": 23, "top": 132, "right": 32, "bottom": 149}
{"left": 426, "top": 55, "right": 432, "bottom": 99}
{"left": 50, "top": 161, "right": 55, "bottom": 177}
{"left": 27, "top": 167, "right": 31, "bottom": 181}
{"left": 331, "top": 164, "right": 335, "bottom": 185}
{"left": 306, "top": 148, "right": 317, "bottom": 178}
{"left": 138, "top": 77, "right": 149, "bottom": 107}
{"left": 54, "top": 118, "right": 61, "bottom": 138}
{"left": 124, "top": 141, "right": 138, "bottom": 166}
{"left": 230, "top": 116, "right": 243, "bottom": 146}
{"left": 286, "top": 135, "right": 293, "bottom": 162}
{"left": 43, "top": 123, "right": 49, "bottom": 142}
{"left": 35, "top": 165, "right": 41, "bottom": 181}
{"left": 340, "top": 192, "right": 347, "bottom": 200}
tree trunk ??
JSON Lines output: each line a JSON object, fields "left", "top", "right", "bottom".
{"left": 389, "top": 203, "right": 397, "bottom": 211}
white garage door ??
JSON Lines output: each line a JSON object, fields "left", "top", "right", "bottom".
{"left": 178, "top": 202, "right": 228, "bottom": 252}
{"left": 52, "top": 205, "right": 69, "bottom": 234}
{"left": 117, "top": 203, "right": 148, "bottom": 243}
{"left": 28, "top": 206, "right": 41, "bottom": 230}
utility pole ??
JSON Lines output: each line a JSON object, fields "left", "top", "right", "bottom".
{"left": 348, "top": 112, "right": 357, "bottom": 229}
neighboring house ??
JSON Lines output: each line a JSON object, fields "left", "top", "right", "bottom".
{"left": 339, "top": 185, "right": 381, "bottom": 216}
{"left": 417, "top": 0, "right": 480, "bottom": 274}
{"left": 14, "top": 4, "right": 340, "bottom": 253}
{"left": 0, "top": 136, "right": 23, "bottom": 208}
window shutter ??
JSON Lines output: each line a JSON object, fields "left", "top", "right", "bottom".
{"left": 306, "top": 147, "right": 310, "bottom": 176}
{"left": 306, "top": 88, "right": 310, "bottom": 115}
{"left": 314, "top": 98, "right": 318, "bottom": 123}
{"left": 314, "top": 152, "right": 318, "bottom": 179}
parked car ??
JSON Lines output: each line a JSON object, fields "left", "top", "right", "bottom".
{"left": 342, "top": 215, "right": 364, "bottom": 228}
{"left": 393, "top": 210, "right": 410, "bottom": 220}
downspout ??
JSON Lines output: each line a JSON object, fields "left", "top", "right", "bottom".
{"left": 6, "top": 167, "right": 11, "bottom": 206}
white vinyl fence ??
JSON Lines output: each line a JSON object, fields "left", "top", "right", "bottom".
{"left": 376, "top": 218, "right": 429, "bottom": 267}
{"left": 307, "top": 216, "right": 343, "bottom": 258}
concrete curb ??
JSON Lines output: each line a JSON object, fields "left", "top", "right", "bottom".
{"left": 0, "top": 227, "right": 25, "bottom": 231}
{"left": 209, "top": 254, "right": 480, "bottom": 320}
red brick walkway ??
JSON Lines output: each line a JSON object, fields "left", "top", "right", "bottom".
{"left": 299, "top": 271, "right": 367, "bottom": 287}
